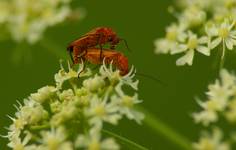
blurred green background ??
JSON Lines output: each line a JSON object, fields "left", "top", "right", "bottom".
{"left": 1, "top": 0, "right": 236, "bottom": 149}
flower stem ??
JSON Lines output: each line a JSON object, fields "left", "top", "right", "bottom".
{"left": 219, "top": 41, "right": 226, "bottom": 71}
{"left": 30, "top": 124, "right": 50, "bottom": 130}
{"left": 102, "top": 129, "right": 149, "bottom": 150}
{"left": 139, "top": 107, "right": 192, "bottom": 150}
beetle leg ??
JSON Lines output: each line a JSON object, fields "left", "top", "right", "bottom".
{"left": 78, "top": 58, "right": 87, "bottom": 78}
{"left": 77, "top": 50, "right": 86, "bottom": 58}
{"left": 96, "top": 33, "right": 104, "bottom": 62}
{"left": 68, "top": 50, "right": 74, "bottom": 64}
{"left": 99, "top": 44, "right": 103, "bottom": 62}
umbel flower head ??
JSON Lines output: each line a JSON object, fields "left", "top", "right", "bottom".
{"left": 193, "top": 128, "right": 230, "bottom": 150}
{"left": 0, "top": 0, "right": 85, "bottom": 44}
{"left": 193, "top": 69, "right": 236, "bottom": 126}
{"left": 193, "top": 69, "right": 236, "bottom": 150}
{"left": 4, "top": 61, "right": 144, "bottom": 149}
{"left": 154, "top": 0, "right": 236, "bottom": 66}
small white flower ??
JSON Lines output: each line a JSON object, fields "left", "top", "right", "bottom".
{"left": 193, "top": 128, "right": 230, "bottom": 150}
{"left": 179, "top": 6, "right": 206, "bottom": 27}
{"left": 54, "top": 63, "right": 79, "bottom": 88}
{"left": 100, "top": 61, "right": 139, "bottom": 90}
{"left": 212, "top": 6, "right": 230, "bottom": 23}
{"left": 207, "top": 19, "right": 236, "bottom": 50}
{"left": 30, "top": 86, "right": 57, "bottom": 103}
{"left": 225, "top": 99, "right": 236, "bottom": 122}
{"left": 193, "top": 101, "right": 219, "bottom": 126}
{"left": 166, "top": 24, "right": 188, "bottom": 42}
{"left": 14, "top": 100, "right": 48, "bottom": 125}
{"left": 113, "top": 83, "right": 144, "bottom": 124}
{"left": 55, "top": 61, "right": 91, "bottom": 89}
{"left": 8, "top": 117, "right": 25, "bottom": 136}
{"left": 40, "top": 127, "right": 72, "bottom": 150}
{"left": 0, "top": 1, "right": 10, "bottom": 23}
{"left": 207, "top": 81, "right": 233, "bottom": 106}
{"left": 86, "top": 95, "right": 122, "bottom": 129}
{"left": 75, "top": 128, "right": 120, "bottom": 150}
{"left": 154, "top": 24, "right": 187, "bottom": 54}
{"left": 51, "top": 100, "right": 78, "bottom": 126}
{"left": 193, "top": 69, "right": 236, "bottom": 125}
{"left": 0, "top": 0, "right": 84, "bottom": 44}
{"left": 7, "top": 131, "right": 33, "bottom": 150}
{"left": 173, "top": 31, "right": 209, "bottom": 66}
{"left": 154, "top": 38, "right": 175, "bottom": 54}
{"left": 207, "top": 69, "right": 236, "bottom": 104}
{"left": 177, "top": 0, "right": 214, "bottom": 10}
{"left": 59, "top": 89, "right": 75, "bottom": 101}
{"left": 83, "top": 75, "right": 105, "bottom": 92}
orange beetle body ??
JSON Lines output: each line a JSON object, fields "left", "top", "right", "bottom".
{"left": 80, "top": 48, "right": 129, "bottom": 76}
{"left": 67, "top": 27, "right": 121, "bottom": 64}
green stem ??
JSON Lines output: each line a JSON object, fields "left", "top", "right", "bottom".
{"left": 219, "top": 41, "right": 226, "bottom": 71}
{"left": 102, "top": 129, "right": 149, "bottom": 150}
{"left": 30, "top": 124, "right": 50, "bottom": 130}
{"left": 139, "top": 107, "right": 192, "bottom": 150}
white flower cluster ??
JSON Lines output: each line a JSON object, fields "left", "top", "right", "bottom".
{"left": 0, "top": 0, "right": 81, "bottom": 44}
{"left": 154, "top": 0, "right": 236, "bottom": 66}
{"left": 193, "top": 69, "right": 236, "bottom": 150}
{"left": 193, "top": 128, "right": 230, "bottom": 150}
{"left": 4, "top": 62, "right": 144, "bottom": 149}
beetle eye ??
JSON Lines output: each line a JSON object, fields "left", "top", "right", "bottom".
{"left": 67, "top": 46, "right": 73, "bottom": 52}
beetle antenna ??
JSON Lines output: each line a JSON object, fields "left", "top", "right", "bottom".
{"left": 120, "top": 38, "right": 131, "bottom": 52}
{"left": 136, "top": 72, "right": 167, "bottom": 86}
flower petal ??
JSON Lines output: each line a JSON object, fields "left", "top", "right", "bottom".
{"left": 205, "top": 25, "right": 218, "bottom": 36}
{"left": 210, "top": 37, "right": 222, "bottom": 49}
{"left": 154, "top": 39, "right": 170, "bottom": 54}
{"left": 176, "top": 49, "right": 194, "bottom": 66}
{"left": 225, "top": 38, "right": 233, "bottom": 50}
{"left": 171, "top": 44, "right": 187, "bottom": 54}
{"left": 197, "top": 46, "right": 210, "bottom": 56}
{"left": 198, "top": 36, "right": 208, "bottom": 44}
